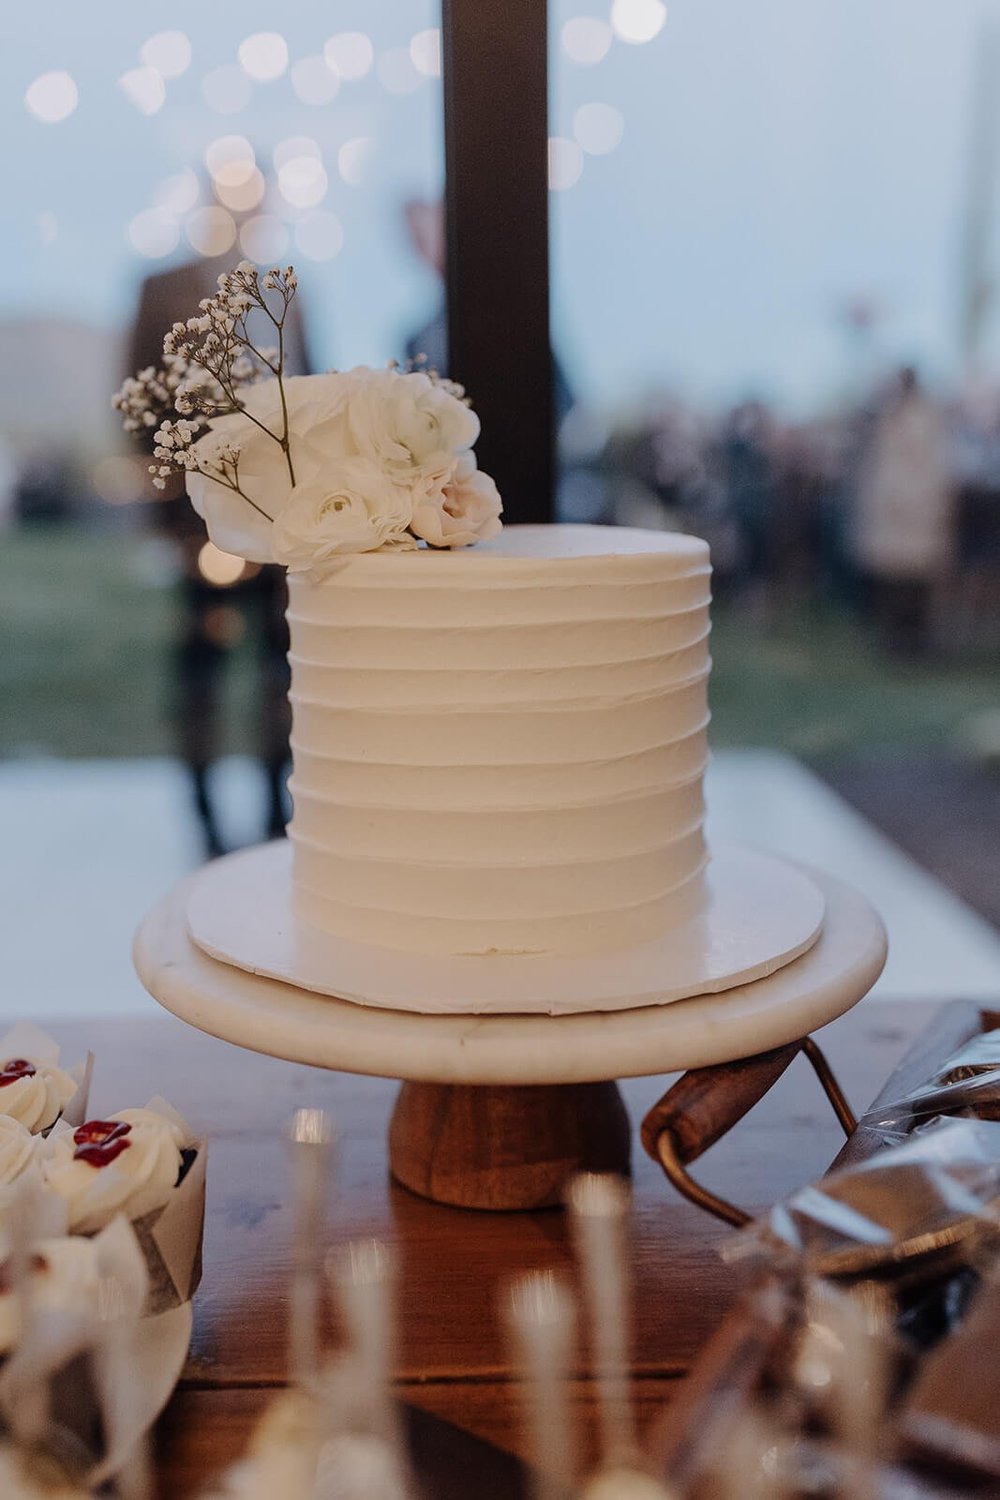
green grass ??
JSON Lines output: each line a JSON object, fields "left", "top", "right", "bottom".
{"left": 2, "top": 525, "right": 999, "bottom": 761}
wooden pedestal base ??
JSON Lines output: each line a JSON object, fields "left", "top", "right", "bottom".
{"left": 388, "top": 1080, "right": 633, "bottom": 1210}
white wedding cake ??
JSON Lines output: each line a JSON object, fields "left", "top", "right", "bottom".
{"left": 286, "top": 524, "right": 712, "bottom": 958}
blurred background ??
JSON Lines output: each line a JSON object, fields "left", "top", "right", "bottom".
{"left": 4, "top": 0, "right": 1000, "bottom": 1012}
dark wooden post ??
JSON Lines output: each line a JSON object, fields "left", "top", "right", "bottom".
{"left": 441, "top": 0, "right": 554, "bottom": 524}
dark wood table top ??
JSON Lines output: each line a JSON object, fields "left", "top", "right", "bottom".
{"left": 43, "top": 1000, "right": 944, "bottom": 1497}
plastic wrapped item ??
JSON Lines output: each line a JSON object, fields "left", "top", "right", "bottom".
{"left": 900, "top": 1269, "right": 1000, "bottom": 1482}
{"left": 861, "top": 1028, "right": 1000, "bottom": 1134}
{"left": 724, "top": 1118, "right": 1000, "bottom": 1286}
{"left": 930, "top": 1029, "right": 1000, "bottom": 1086}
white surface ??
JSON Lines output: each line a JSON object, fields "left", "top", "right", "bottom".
{"left": 185, "top": 841, "right": 825, "bottom": 1015}
{"left": 1, "top": 750, "right": 999, "bottom": 1019}
{"left": 136, "top": 868, "right": 885, "bottom": 1082}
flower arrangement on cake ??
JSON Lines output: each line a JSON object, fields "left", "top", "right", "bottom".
{"left": 113, "top": 261, "right": 503, "bottom": 571}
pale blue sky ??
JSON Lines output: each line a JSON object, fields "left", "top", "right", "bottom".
{"left": 3, "top": 0, "right": 1000, "bottom": 415}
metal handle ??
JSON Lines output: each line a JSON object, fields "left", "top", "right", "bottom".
{"left": 642, "top": 1036, "right": 856, "bottom": 1228}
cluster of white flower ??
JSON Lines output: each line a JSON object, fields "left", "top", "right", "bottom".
{"left": 114, "top": 262, "right": 503, "bottom": 568}
{"left": 112, "top": 354, "right": 189, "bottom": 434}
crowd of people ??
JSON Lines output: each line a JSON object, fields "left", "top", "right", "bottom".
{"left": 582, "top": 366, "right": 1000, "bottom": 657}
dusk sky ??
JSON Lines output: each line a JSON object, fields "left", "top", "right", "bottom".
{"left": 3, "top": 0, "right": 1000, "bottom": 416}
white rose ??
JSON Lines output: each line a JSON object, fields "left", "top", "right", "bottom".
{"left": 272, "top": 460, "right": 417, "bottom": 570}
{"left": 410, "top": 452, "right": 503, "bottom": 548}
{"left": 187, "top": 373, "right": 355, "bottom": 562}
{"left": 347, "top": 368, "right": 480, "bottom": 484}
{"left": 42, "top": 1107, "right": 187, "bottom": 1234}
{"left": 0, "top": 1055, "right": 77, "bottom": 1135}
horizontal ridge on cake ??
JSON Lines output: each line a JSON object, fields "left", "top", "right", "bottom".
{"left": 286, "top": 524, "right": 713, "bottom": 958}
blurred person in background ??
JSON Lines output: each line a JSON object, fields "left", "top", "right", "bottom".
{"left": 124, "top": 239, "right": 312, "bottom": 858}
{"left": 721, "top": 399, "right": 778, "bottom": 611}
{"left": 850, "top": 366, "right": 954, "bottom": 657}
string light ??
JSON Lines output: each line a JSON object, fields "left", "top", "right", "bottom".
{"left": 610, "top": 0, "right": 667, "bottom": 45}
{"left": 205, "top": 136, "right": 255, "bottom": 188}
{"left": 548, "top": 136, "right": 584, "bottom": 191}
{"left": 410, "top": 29, "right": 442, "bottom": 78}
{"left": 140, "top": 32, "right": 192, "bottom": 79}
{"left": 186, "top": 206, "right": 237, "bottom": 257}
{"left": 128, "top": 209, "right": 179, "bottom": 259}
{"left": 197, "top": 543, "right": 245, "bottom": 587}
{"left": 278, "top": 156, "right": 328, "bottom": 210}
{"left": 25, "top": 71, "right": 78, "bottom": 124}
{"left": 119, "top": 66, "right": 166, "bottom": 116}
{"left": 290, "top": 55, "right": 340, "bottom": 106}
{"left": 240, "top": 215, "right": 290, "bottom": 264}
{"left": 562, "top": 17, "right": 613, "bottom": 65}
{"left": 323, "top": 32, "right": 373, "bottom": 81}
{"left": 337, "top": 137, "right": 373, "bottom": 186}
{"left": 238, "top": 32, "right": 289, "bottom": 82}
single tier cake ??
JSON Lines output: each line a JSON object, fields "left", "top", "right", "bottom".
{"left": 286, "top": 524, "right": 711, "bottom": 957}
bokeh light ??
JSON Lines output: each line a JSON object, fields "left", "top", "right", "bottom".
{"left": 610, "top": 0, "right": 667, "bottom": 45}
{"left": 128, "top": 208, "right": 180, "bottom": 259}
{"left": 239, "top": 215, "right": 290, "bottom": 265}
{"left": 38, "top": 212, "right": 58, "bottom": 246}
{"left": 202, "top": 65, "right": 251, "bottom": 115}
{"left": 140, "top": 31, "right": 192, "bottom": 79}
{"left": 197, "top": 543, "right": 246, "bottom": 587}
{"left": 547, "top": 136, "right": 584, "bottom": 191}
{"left": 214, "top": 167, "right": 266, "bottom": 213}
{"left": 337, "top": 137, "right": 373, "bottom": 186}
{"left": 25, "top": 71, "right": 78, "bottom": 124}
{"left": 206, "top": 135, "right": 255, "bottom": 188}
{"left": 278, "top": 156, "right": 328, "bottom": 210}
{"left": 295, "top": 212, "right": 344, "bottom": 262}
{"left": 573, "top": 102, "right": 625, "bottom": 155}
{"left": 323, "top": 32, "right": 374, "bottom": 81}
{"left": 273, "top": 136, "right": 321, "bottom": 173}
{"left": 186, "top": 206, "right": 238, "bottom": 257}
{"left": 377, "top": 48, "right": 422, "bottom": 96}
{"left": 409, "top": 29, "right": 442, "bottom": 78}
{"left": 119, "top": 67, "right": 166, "bottom": 116}
{"left": 91, "top": 455, "right": 149, "bottom": 506}
{"left": 238, "top": 32, "right": 288, "bottom": 82}
{"left": 154, "top": 171, "right": 200, "bottom": 216}
{"left": 290, "top": 55, "right": 340, "bottom": 106}
{"left": 562, "top": 17, "right": 613, "bottom": 65}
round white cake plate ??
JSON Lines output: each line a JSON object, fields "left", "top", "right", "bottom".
{"left": 184, "top": 841, "right": 827, "bottom": 1016}
{"left": 135, "top": 867, "right": 885, "bottom": 1211}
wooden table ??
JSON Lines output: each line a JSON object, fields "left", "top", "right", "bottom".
{"left": 44, "top": 1001, "right": 940, "bottom": 1497}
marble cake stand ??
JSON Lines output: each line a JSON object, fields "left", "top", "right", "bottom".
{"left": 134, "top": 867, "right": 886, "bottom": 1210}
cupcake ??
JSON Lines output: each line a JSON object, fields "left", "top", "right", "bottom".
{"left": 41, "top": 1106, "right": 188, "bottom": 1235}
{"left": 39, "top": 1099, "right": 205, "bottom": 1316}
{"left": 0, "top": 1236, "right": 101, "bottom": 1356}
{"left": 0, "top": 1115, "right": 41, "bottom": 1192}
{"left": 0, "top": 1448, "right": 89, "bottom": 1499}
{"left": 0, "top": 1025, "right": 88, "bottom": 1136}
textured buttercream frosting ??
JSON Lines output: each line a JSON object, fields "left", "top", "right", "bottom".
{"left": 286, "top": 524, "right": 712, "bottom": 956}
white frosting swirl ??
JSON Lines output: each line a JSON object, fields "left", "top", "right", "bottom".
{"left": 0, "top": 1057, "right": 77, "bottom": 1135}
{"left": 0, "top": 1116, "right": 39, "bottom": 1187}
{"left": 41, "top": 1107, "right": 187, "bottom": 1235}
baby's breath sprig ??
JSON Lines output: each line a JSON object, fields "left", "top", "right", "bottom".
{"left": 113, "top": 261, "right": 300, "bottom": 505}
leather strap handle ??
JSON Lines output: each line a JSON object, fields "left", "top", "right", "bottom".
{"left": 641, "top": 1038, "right": 856, "bottom": 1227}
